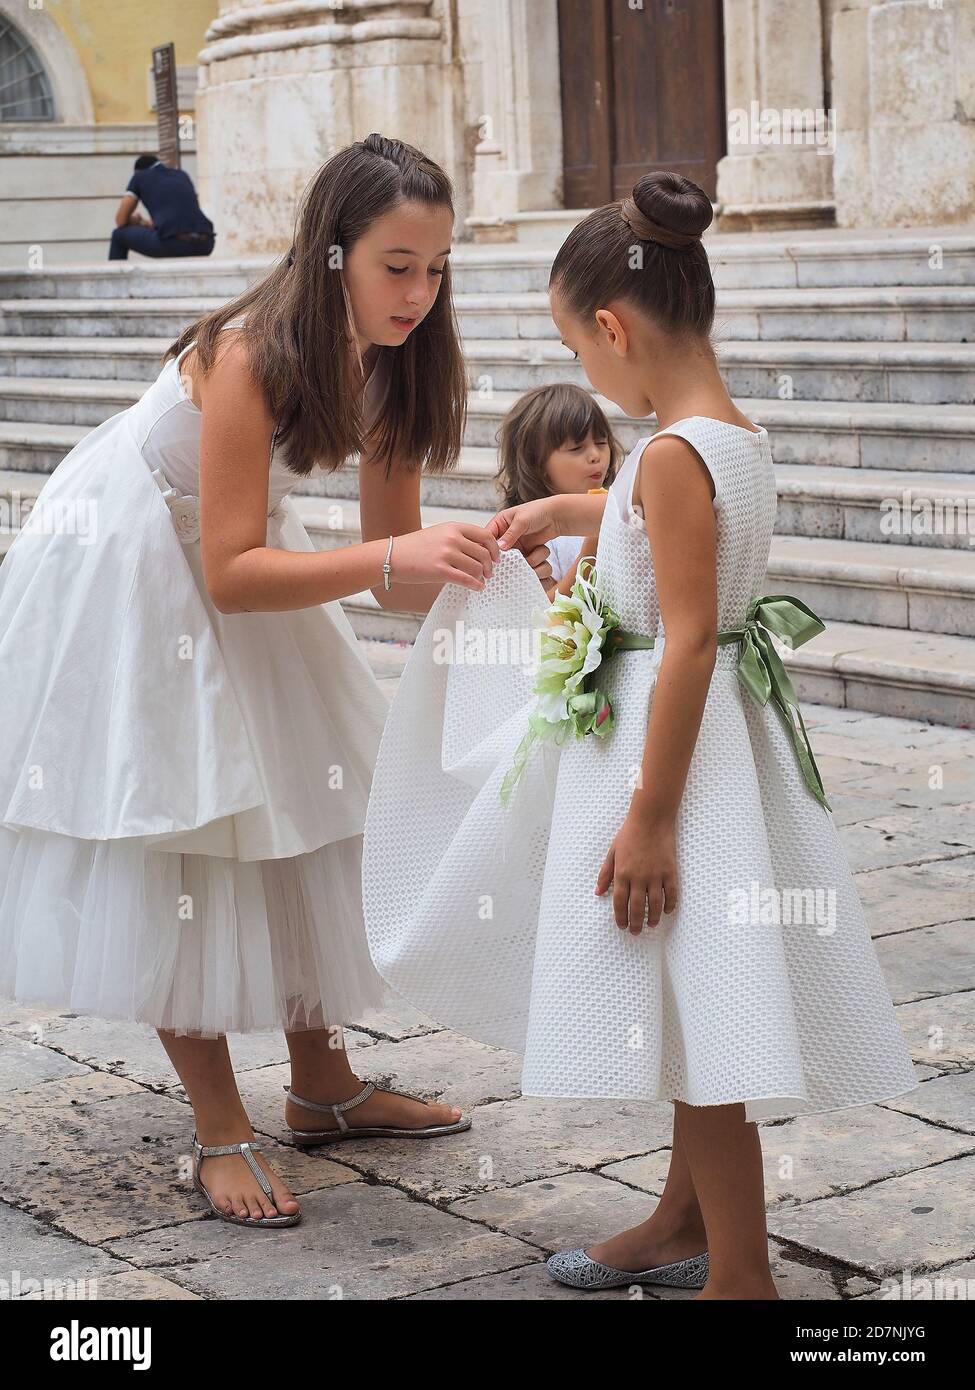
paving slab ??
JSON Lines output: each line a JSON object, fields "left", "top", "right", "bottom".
{"left": 873, "top": 919, "right": 974, "bottom": 1001}
{"left": 881, "top": 1068, "right": 975, "bottom": 1134}
{"left": 756, "top": 1104, "right": 974, "bottom": 1206}
{"left": 855, "top": 858, "right": 975, "bottom": 936}
{"left": 0, "top": 1086, "right": 356, "bottom": 1244}
{"left": 768, "top": 1153, "right": 975, "bottom": 1277}
{"left": 104, "top": 1182, "right": 537, "bottom": 1300}
{"left": 897, "top": 990, "right": 975, "bottom": 1068}
{"left": 838, "top": 813, "right": 974, "bottom": 872}
{"left": 446, "top": 1170, "right": 663, "bottom": 1252}
{"left": 0, "top": 1030, "right": 91, "bottom": 1091}
{"left": 309, "top": 1095, "right": 675, "bottom": 1204}
{"left": 0, "top": 1198, "right": 138, "bottom": 1295}
{"left": 852, "top": 1257, "right": 975, "bottom": 1300}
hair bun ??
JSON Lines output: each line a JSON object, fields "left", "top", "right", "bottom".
{"left": 625, "top": 172, "right": 713, "bottom": 248}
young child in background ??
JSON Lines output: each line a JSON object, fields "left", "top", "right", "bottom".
{"left": 495, "top": 383, "right": 622, "bottom": 598}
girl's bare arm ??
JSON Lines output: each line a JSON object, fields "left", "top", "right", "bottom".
{"left": 595, "top": 435, "right": 718, "bottom": 933}
{"left": 357, "top": 443, "right": 446, "bottom": 614}
{"left": 629, "top": 436, "right": 718, "bottom": 821}
{"left": 198, "top": 341, "right": 495, "bottom": 614}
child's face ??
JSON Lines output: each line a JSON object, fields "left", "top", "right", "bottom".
{"left": 549, "top": 286, "right": 654, "bottom": 421}
{"left": 545, "top": 431, "right": 611, "bottom": 494}
{"left": 344, "top": 200, "right": 453, "bottom": 352}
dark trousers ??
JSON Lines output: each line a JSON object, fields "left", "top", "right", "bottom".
{"left": 109, "top": 225, "right": 215, "bottom": 261}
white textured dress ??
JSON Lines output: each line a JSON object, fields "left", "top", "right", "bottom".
{"left": 362, "top": 417, "right": 920, "bottom": 1121}
{"left": 0, "top": 337, "right": 393, "bottom": 1037}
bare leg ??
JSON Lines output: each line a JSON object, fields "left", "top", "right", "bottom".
{"left": 673, "top": 1099, "right": 778, "bottom": 1299}
{"left": 284, "top": 1024, "right": 465, "bottom": 1134}
{"left": 157, "top": 1029, "right": 299, "bottom": 1221}
{"left": 586, "top": 1105, "right": 709, "bottom": 1270}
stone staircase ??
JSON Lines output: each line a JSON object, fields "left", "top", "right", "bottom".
{"left": 1, "top": 228, "right": 974, "bottom": 725}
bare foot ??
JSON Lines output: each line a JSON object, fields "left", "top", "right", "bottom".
{"left": 586, "top": 1216, "right": 708, "bottom": 1273}
{"left": 196, "top": 1138, "right": 300, "bottom": 1221}
{"left": 285, "top": 1081, "right": 465, "bottom": 1137}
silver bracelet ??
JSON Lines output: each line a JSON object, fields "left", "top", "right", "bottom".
{"left": 383, "top": 534, "right": 394, "bottom": 591}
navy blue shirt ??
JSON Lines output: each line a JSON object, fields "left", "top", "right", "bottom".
{"left": 124, "top": 162, "right": 214, "bottom": 240}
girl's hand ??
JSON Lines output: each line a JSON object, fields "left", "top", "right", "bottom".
{"left": 488, "top": 496, "right": 564, "bottom": 554}
{"left": 389, "top": 521, "right": 499, "bottom": 592}
{"left": 595, "top": 811, "right": 679, "bottom": 935}
{"left": 524, "top": 543, "right": 554, "bottom": 591}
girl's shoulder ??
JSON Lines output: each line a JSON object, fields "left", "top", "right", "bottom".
{"left": 634, "top": 417, "right": 770, "bottom": 511}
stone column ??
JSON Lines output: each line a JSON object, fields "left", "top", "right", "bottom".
{"left": 716, "top": 0, "right": 835, "bottom": 229}
{"left": 195, "top": 0, "right": 451, "bottom": 256}
{"left": 831, "top": 0, "right": 975, "bottom": 227}
{"left": 466, "top": 0, "right": 563, "bottom": 241}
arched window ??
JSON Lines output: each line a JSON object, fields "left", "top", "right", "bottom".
{"left": 0, "top": 13, "right": 55, "bottom": 121}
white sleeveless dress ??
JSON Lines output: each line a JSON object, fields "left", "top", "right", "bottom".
{"left": 0, "top": 337, "right": 393, "bottom": 1037}
{"left": 362, "top": 418, "right": 920, "bottom": 1121}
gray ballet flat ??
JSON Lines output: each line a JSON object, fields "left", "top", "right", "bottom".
{"left": 283, "top": 1081, "right": 472, "bottom": 1145}
{"left": 547, "top": 1247, "right": 709, "bottom": 1291}
{"left": 192, "top": 1135, "right": 301, "bottom": 1228}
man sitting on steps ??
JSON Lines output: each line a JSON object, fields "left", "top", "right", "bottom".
{"left": 109, "top": 154, "right": 216, "bottom": 261}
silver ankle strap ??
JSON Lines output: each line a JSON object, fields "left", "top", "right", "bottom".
{"left": 283, "top": 1081, "right": 376, "bottom": 1134}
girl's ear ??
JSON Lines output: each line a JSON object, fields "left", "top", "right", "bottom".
{"left": 594, "top": 308, "right": 627, "bottom": 358}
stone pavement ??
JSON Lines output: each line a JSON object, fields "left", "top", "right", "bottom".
{"left": 1, "top": 652, "right": 973, "bottom": 1301}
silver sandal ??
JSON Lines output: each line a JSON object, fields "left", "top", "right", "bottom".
{"left": 192, "top": 1135, "right": 301, "bottom": 1227}
{"left": 547, "top": 1248, "right": 708, "bottom": 1291}
{"left": 283, "top": 1081, "right": 472, "bottom": 1145}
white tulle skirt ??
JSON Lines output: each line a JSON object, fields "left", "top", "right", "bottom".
{"left": 0, "top": 825, "right": 387, "bottom": 1038}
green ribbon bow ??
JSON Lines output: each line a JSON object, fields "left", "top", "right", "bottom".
{"left": 500, "top": 590, "right": 831, "bottom": 814}
{"left": 715, "top": 594, "right": 831, "bottom": 811}
{"left": 606, "top": 593, "right": 831, "bottom": 811}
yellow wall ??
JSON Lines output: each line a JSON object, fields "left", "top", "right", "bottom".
{"left": 46, "top": 0, "right": 217, "bottom": 123}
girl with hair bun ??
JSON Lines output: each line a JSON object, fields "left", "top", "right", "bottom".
{"left": 362, "top": 170, "right": 918, "bottom": 1299}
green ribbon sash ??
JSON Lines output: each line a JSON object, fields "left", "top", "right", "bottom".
{"left": 607, "top": 593, "right": 831, "bottom": 811}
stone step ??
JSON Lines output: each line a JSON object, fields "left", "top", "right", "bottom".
{"left": 462, "top": 338, "right": 975, "bottom": 407}
{"left": 4, "top": 284, "right": 974, "bottom": 343}
{"left": 766, "top": 535, "right": 975, "bottom": 638}
{"left": 773, "top": 466, "right": 975, "bottom": 548}
{"left": 1, "top": 230, "right": 974, "bottom": 299}
{"left": 458, "top": 286, "right": 975, "bottom": 344}
{"left": 3, "top": 377, "right": 972, "bottom": 474}
{"left": 0, "top": 299, "right": 226, "bottom": 339}
{"left": 0, "top": 261, "right": 266, "bottom": 302}
{"left": 4, "top": 334, "right": 975, "bottom": 407}
{"left": 0, "top": 377, "right": 149, "bottom": 427}
{"left": 463, "top": 394, "right": 975, "bottom": 474}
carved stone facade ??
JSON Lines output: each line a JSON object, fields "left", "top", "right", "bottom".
{"left": 192, "top": 0, "right": 975, "bottom": 252}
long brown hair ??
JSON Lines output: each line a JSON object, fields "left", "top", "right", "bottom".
{"left": 496, "top": 383, "right": 622, "bottom": 508}
{"left": 166, "top": 133, "right": 467, "bottom": 478}
{"left": 549, "top": 171, "right": 715, "bottom": 340}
